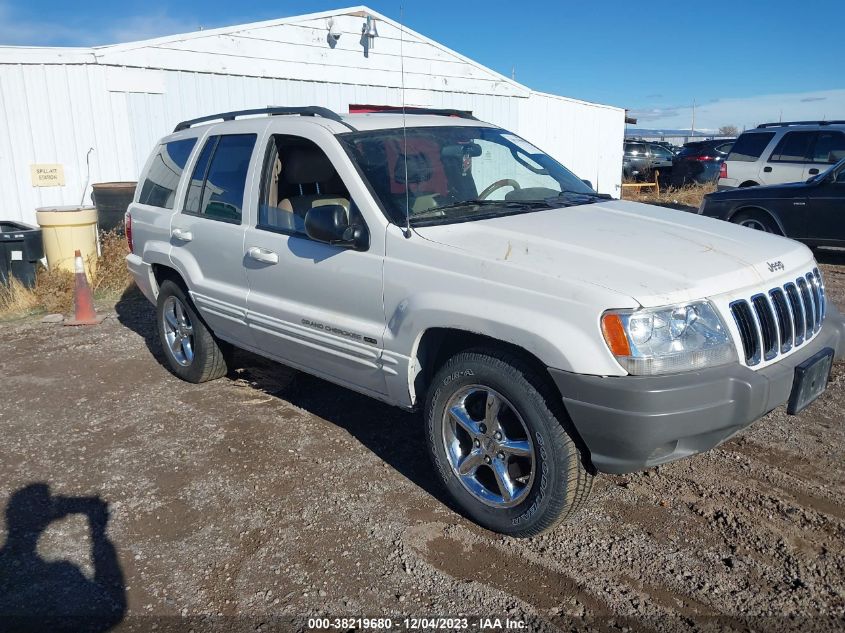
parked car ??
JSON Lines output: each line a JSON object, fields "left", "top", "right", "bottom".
{"left": 651, "top": 140, "right": 682, "bottom": 155}
{"left": 671, "top": 139, "right": 734, "bottom": 186}
{"left": 623, "top": 141, "right": 673, "bottom": 180}
{"left": 126, "top": 106, "right": 844, "bottom": 537}
{"left": 700, "top": 157, "right": 845, "bottom": 248}
{"left": 718, "top": 121, "right": 845, "bottom": 190}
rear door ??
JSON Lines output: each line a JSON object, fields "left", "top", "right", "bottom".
{"left": 169, "top": 128, "right": 260, "bottom": 345}
{"left": 762, "top": 131, "right": 814, "bottom": 185}
{"left": 647, "top": 144, "right": 674, "bottom": 171}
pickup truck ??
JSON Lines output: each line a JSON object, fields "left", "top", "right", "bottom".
{"left": 126, "top": 106, "right": 844, "bottom": 537}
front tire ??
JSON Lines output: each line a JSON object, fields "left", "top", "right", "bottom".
{"left": 425, "top": 349, "right": 593, "bottom": 537}
{"left": 156, "top": 280, "right": 228, "bottom": 383}
{"left": 732, "top": 210, "right": 777, "bottom": 233}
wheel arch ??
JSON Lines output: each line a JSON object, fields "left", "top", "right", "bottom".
{"left": 728, "top": 205, "right": 786, "bottom": 235}
{"left": 738, "top": 180, "right": 760, "bottom": 188}
{"left": 151, "top": 263, "right": 189, "bottom": 298}
{"left": 410, "top": 327, "right": 560, "bottom": 407}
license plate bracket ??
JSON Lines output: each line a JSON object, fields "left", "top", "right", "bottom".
{"left": 787, "top": 347, "right": 834, "bottom": 415}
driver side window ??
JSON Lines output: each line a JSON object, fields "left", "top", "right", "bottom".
{"left": 473, "top": 140, "right": 559, "bottom": 199}
{"left": 258, "top": 135, "right": 362, "bottom": 237}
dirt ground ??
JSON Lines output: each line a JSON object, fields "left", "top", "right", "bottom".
{"left": 1, "top": 253, "right": 844, "bottom": 633}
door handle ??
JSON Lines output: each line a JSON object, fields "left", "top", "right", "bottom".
{"left": 763, "top": 166, "right": 772, "bottom": 173}
{"left": 246, "top": 246, "right": 279, "bottom": 265}
{"left": 808, "top": 168, "right": 820, "bottom": 175}
{"left": 171, "top": 228, "right": 193, "bottom": 242}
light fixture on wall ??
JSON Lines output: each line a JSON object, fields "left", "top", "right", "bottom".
{"left": 326, "top": 18, "right": 342, "bottom": 48}
{"left": 360, "top": 14, "right": 378, "bottom": 57}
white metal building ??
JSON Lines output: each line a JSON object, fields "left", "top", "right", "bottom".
{"left": 0, "top": 6, "right": 624, "bottom": 226}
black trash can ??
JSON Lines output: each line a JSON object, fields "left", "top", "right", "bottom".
{"left": 91, "top": 182, "right": 137, "bottom": 233}
{"left": 0, "top": 221, "right": 43, "bottom": 288}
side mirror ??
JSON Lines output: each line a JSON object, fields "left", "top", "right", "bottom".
{"left": 304, "top": 205, "right": 368, "bottom": 250}
{"left": 581, "top": 179, "right": 594, "bottom": 190}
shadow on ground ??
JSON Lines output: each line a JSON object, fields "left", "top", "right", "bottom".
{"left": 114, "top": 285, "right": 450, "bottom": 507}
{"left": 815, "top": 248, "right": 845, "bottom": 266}
{"left": 0, "top": 483, "right": 125, "bottom": 632}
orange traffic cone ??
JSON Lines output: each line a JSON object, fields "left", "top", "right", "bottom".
{"left": 64, "top": 250, "right": 105, "bottom": 326}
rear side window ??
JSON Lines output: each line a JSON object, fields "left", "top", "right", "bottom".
{"left": 138, "top": 138, "right": 197, "bottom": 208}
{"left": 769, "top": 131, "right": 815, "bottom": 163}
{"left": 812, "top": 131, "right": 845, "bottom": 163}
{"left": 728, "top": 132, "right": 775, "bottom": 162}
{"left": 183, "top": 134, "right": 257, "bottom": 223}
{"left": 625, "top": 143, "right": 646, "bottom": 155}
{"left": 649, "top": 145, "right": 672, "bottom": 159}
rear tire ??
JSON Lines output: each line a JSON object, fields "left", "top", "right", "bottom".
{"left": 425, "top": 348, "right": 593, "bottom": 537}
{"left": 732, "top": 210, "right": 778, "bottom": 234}
{"left": 156, "top": 280, "right": 228, "bottom": 383}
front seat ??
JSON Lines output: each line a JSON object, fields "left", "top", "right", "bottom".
{"left": 394, "top": 151, "right": 442, "bottom": 213}
{"left": 278, "top": 147, "right": 350, "bottom": 224}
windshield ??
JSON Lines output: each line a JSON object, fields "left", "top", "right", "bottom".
{"left": 812, "top": 156, "right": 845, "bottom": 183}
{"left": 341, "top": 126, "right": 598, "bottom": 226}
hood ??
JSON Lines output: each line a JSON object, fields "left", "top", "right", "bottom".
{"left": 709, "top": 180, "right": 810, "bottom": 200}
{"left": 414, "top": 199, "right": 813, "bottom": 307}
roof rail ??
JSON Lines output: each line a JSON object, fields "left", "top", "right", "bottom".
{"left": 350, "top": 105, "right": 478, "bottom": 120}
{"left": 173, "top": 106, "right": 357, "bottom": 132}
{"left": 756, "top": 120, "right": 845, "bottom": 129}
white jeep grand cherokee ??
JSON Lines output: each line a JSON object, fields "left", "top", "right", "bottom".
{"left": 126, "top": 106, "right": 844, "bottom": 537}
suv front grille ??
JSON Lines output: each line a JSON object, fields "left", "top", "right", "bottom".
{"left": 729, "top": 268, "right": 826, "bottom": 366}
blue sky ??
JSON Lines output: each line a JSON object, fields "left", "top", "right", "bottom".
{"left": 1, "top": 0, "right": 843, "bottom": 131}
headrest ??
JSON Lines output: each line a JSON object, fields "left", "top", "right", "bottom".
{"left": 283, "top": 147, "right": 337, "bottom": 184}
{"left": 394, "top": 152, "right": 432, "bottom": 184}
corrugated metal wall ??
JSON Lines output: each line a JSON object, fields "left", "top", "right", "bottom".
{"left": 0, "top": 9, "right": 624, "bottom": 225}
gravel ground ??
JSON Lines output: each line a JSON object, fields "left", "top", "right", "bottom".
{"left": 0, "top": 253, "right": 844, "bottom": 633}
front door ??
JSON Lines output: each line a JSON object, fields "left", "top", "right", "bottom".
{"left": 805, "top": 165, "right": 845, "bottom": 245}
{"left": 169, "top": 131, "right": 259, "bottom": 345}
{"left": 242, "top": 133, "right": 387, "bottom": 397}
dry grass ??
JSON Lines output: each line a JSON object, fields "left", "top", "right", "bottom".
{"left": 621, "top": 181, "right": 715, "bottom": 210}
{"left": 0, "top": 228, "right": 133, "bottom": 319}
{"left": 0, "top": 275, "right": 40, "bottom": 316}
{"left": 34, "top": 267, "right": 75, "bottom": 315}
{"left": 92, "top": 227, "right": 134, "bottom": 298}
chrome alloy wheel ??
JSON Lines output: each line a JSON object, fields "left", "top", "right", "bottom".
{"left": 442, "top": 386, "right": 536, "bottom": 508}
{"left": 739, "top": 218, "right": 769, "bottom": 232}
{"left": 162, "top": 295, "right": 195, "bottom": 367}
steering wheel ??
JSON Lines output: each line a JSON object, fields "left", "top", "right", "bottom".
{"left": 478, "top": 179, "right": 521, "bottom": 200}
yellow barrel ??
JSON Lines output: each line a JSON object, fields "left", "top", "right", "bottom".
{"left": 35, "top": 206, "right": 99, "bottom": 276}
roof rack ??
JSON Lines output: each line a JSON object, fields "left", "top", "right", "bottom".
{"left": 350, "top": 105, "right": 478, "bottom": 120}
{"left": 756, "top": 120, "right": 845, "bottom": 129}
{"left": 173, "top": 106, "right": 357, "bottom": 132}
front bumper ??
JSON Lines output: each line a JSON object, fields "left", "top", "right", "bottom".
{"left": 550, "top": 304, "right": 845, "bottom": 474}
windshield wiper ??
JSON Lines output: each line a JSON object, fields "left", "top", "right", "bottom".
{"left": 544, "top": 190, "right": 610, "bottom": 206}
{"left": 411, "top": 199, "right": 551, "bottom": 220}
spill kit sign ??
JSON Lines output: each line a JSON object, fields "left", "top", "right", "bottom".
{"left": 30, "top": 164, "right": 65, "bottom": 187}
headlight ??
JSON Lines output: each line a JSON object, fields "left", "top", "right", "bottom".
{"left": 601, "top": 301, "right": 736, "bottom": 375}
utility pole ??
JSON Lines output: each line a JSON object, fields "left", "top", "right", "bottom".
{"left": 690, "top": 98, "right": 696, "bottom": 138}
{"left": 511, "top": 65, "right": 515, "bottom": 81}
